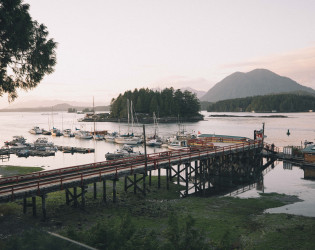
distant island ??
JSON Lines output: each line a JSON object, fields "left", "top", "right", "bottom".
{"left": 209, "top": 114, "right": 288, "bottom": 118}
{"left": 206, "top": 93, "right": 315, "bottom": 113}
{"left": 0, "top": 103, "right": 110, "bottom": 112}
{"left": 80, "top": 87, "right": 203, "bottom": 123}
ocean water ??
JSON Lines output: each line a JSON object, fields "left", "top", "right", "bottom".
{"left": 1, "top": 111, "right": 315, "bottom": 216}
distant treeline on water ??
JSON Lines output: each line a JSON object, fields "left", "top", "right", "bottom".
{"left": 110, "top": 87, "right": 202, "bottom": 119}
{"left": 206, "top": 93, "right": 315, "bottom": 112}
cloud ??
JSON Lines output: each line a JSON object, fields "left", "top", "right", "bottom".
{"left": 220, "top": 45, "right": 315, "bottom": 88}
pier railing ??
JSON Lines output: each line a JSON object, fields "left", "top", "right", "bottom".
{"left": 0, "top": 140, "right": 263, "bottom": 200}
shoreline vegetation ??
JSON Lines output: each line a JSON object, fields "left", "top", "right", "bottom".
{"left": 0, "top": 166, "right": 315, "bottom": 249}
{"left": 206, "top": 93, "right": 315, "bottom": 113}
{"left": 209, "top": 114, "right": 288, "bottom": 118}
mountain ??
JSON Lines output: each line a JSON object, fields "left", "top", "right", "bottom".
{"left": 180, "top": 87, "right": 207, "bottom": 99}
{"left": 0, "top": 102, "right": 110, "bottom": 112}
{"left": 4, "top": 99, "right": 108, "bottom": 109}
{"left": 200, "top": 69, "right": 315, "bottom": 102}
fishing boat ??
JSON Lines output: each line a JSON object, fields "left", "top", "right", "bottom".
{"left": 51, "top": 127, "right": 62, "bottom": 136}
{"left": 105, "top": 145, "right": 142, "bottom": 160}
{"left": 75, "top": 130, "right": 93, "bottom": 139}
{"left": 29, "top": 126, "right": 42, "bottom": 135}
{"left": 42, "top": 129, "right": 51, "bottom": 135}
{"left": 34, "top": 137, "right": 55, "bottom": 148}
{"left": 63, "top": 129, "right": 75, "bottom": 137}
{"left": 5, "top": 136, "right": 26, "bottom": 146}
{"left": 168, "top": 140, "right": 188, "bottom": 150}
{"left": 114, "top": 135, "right": 142, "bottom": 145}
{"left": 147, "top": 138, "right": 162, "bottom": 147}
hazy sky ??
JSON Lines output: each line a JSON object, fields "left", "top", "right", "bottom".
{"left": 1, "top": 0, "right": 315, "bottom": 108}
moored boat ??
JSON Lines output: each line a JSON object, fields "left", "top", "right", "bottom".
{"left": 168, "top": 140, "right": 188, "bottom": 150}
{"left": 75, "top": 130, "right": 93, "bottom": 139}
{"left": 105, "top": 146, "right": 142, "bottom": 160}
{"left": 63, "top": 129, "right": 75, "bottom": 137}
{"left": 29, "top": 126, "right": 42, "bottom": 135}
{"left": 51, "top": 127, "right": 62, "bottom": 136}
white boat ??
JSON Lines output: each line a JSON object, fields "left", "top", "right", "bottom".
{"left": 34, "top": 137, "right": 54, "bottom": 148}
{"left": 168, "top": 140, "right": 188, "bottom": 150}
{"left": 114, "top": 135, "right": 142, "bottom": 145}
{"left": 147, "top": 138, "right": 162, "bottom": 147}
{"left": 105, "top": 132, "right": 118, "bottom": 142}
{"left": 105, "top": 146, "right": 142, "bottom": 160}
{"left": 33, "top": 137, "right": 57, "bottom": 151}
{"left": 29, "top": 126, "right": 42, "bottom": 135}
{"left": 93, "top": 134, "right": 104, "bottom": 140}
{"left": 63, "top": 129, "right": 74, "bottom": 137}
{"left": 5, "top": 136, "right": 26, "bottom": 146}
{"left": 75, "top": 130, "right": 93, "bottom": 139}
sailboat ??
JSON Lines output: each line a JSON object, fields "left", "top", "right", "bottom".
{"left": 114, "top": 99, "right": 142, "bottom": 145}
{"left": 147, "top": 112, "right": 162, "bottom": 147}
{"left": 91, "top": 97, "right": 105, "bottom": 140}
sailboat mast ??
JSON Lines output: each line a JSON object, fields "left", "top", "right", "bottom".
{"left": 93, "top": 97, "right": 95, "bottom": 135}
{"left": 127, "top": 99, "right": 130, "bottom": 135}
{"left": 131, "top": 100, "right": 134, "bottom": 134}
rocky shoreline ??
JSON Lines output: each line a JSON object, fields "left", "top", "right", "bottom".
{"left": 80, "top": 115, "right": 204, "bottom": 123}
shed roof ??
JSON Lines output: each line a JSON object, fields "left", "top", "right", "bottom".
{"left": 302, "top": 144, "right": 315, "bottom": 154}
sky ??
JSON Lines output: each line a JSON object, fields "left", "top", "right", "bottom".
{"left": 1, "top": 0, "right": 315, "bottom": 108}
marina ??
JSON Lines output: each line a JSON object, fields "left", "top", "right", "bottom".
{"left": 0, "top": 111, "right": 315, "bottom": 217}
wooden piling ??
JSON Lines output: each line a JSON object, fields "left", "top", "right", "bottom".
{"left": 32, "top": 196, "right": 36, "bottom": 217}
{"left": 93, "top": 182, "right": 97, "bottom": 199}
{"left": 103, "top": 180, "right": 107, "bottom": 203}
{"left": 41, "top": 195, "right": 46, "bottom": 221}
{"left": 73, "top": 187, "right": 78, "bottom": 207}
{"left": 158, "top": 167, "right": 161, "bottom": 189}
{"left": 113, "top": 179, "right": 117, "bottom": 203}
{"left": 143, "top": 173, "right": 146, "bottom": 195}
{"left": 81, "top": 186, "right": 86, "bottom": 208}
{"left": 23, "top": 197, "right": 27, "bottom": 214}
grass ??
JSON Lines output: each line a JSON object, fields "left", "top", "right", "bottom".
{"left": 0, "top": 165, "right": 44, "bottom": 177}
{"left": 0, "top": 173, "right": 315, "bottom": 249}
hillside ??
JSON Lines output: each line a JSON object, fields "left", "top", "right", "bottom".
{"left": 201, "top": 69, "right": 315, "bottom": 102}
{"left": 206, "top": 93, "right": 315, "bottom": 112}
{"left": 0, "top": 103, "right": 110, "bottom": 112}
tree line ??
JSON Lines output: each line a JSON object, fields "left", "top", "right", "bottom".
{"left": 110, "top": 87, "right": 201, "bottom": 118}
{"left": 207, "top": 94, "right": 315, "bottom": 112}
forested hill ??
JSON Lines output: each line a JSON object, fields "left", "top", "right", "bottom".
{"left": 110, "top": 88, "right": 202, "bottom": 119}
{"left": 201, "top": 69, "right": 315, "bottom": 102}
{"left": 206, "top": 94, "right": 315, "bottom": 112}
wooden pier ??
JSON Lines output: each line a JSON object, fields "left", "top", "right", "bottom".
{"left": 0, "top": 138, "right": 265, "bottom": 220}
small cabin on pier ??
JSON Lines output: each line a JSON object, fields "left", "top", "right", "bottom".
{"left": 302, "top": 145, "right": 315, "bottom": 162}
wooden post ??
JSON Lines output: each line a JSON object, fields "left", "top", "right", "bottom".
{"left": 149, "top": 170, "right": 152, "bottom": 186}
{"left": 23, "top": 197, "right": 27, "bottom": 214}
{"left": 93, "top": 182, "right": 97, "bottom": 199}
{"left": 185, "top": 164, "right": 189, "bottom": 196}
{"left": 143, "top": 173, "right": 146, "bottom": 196}
{"left": 124, "top": 176, "right": 127, "bottom": 192}
{"left": 41, "top": 195, "right": 46, "bottom": 221}
{"left": 103, "top": 180, "right": 107, "bottom": 203}
{"left": 166, "top": 167, "right": 169, "bottom": 190}
{"left": 177, "top": 164, "right": 180, "bottom": 185}
{"left": 113, "top": 179, "right": 117, "bottom": 203}
{"left": 202, "top": 162, "right": 206, "bottom": 195}
{"left": 65, "top": 189, "right": 69, "bottom": 205}
{"left": 32, "top": 196, "right": 36, "bottom": 217}
{"left": 74, "top": 187, "right": 78, "bottom": 207}
{"left": 134, "top": 174, "right": 137, "bottom": 194}
{"left": 81, "top": 186, "right": 86, "bottom": 208}
{"left": 158, "top": 167, "right": 161, "bottom": 189}
{"left": 195, "top": 161, "right": 198, "bottom": 193}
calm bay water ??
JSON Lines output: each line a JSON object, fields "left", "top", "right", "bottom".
{"left": 1, "top": 111, "right": 315, "bottom": 216}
